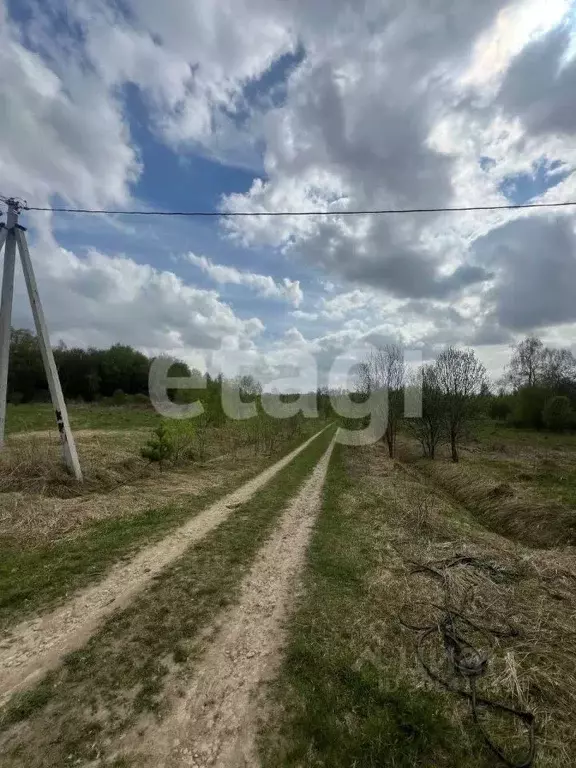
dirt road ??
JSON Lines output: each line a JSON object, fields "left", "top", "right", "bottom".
{"left": 0, "top": 427, "right": 329, "bottom": 707}
{"left": 119, "top": 437, "right": 335, "bottom": 767}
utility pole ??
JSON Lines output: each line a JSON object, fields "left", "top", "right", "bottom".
{"left": 0, "top": 204, "right": 17, "bottom": 447}
{"left": 0, "top": 198, "right": 82, "bottom": 481}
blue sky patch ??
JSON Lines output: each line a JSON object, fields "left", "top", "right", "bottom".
{"left": 500, "top": 158, "right": 571, "bottom": 204}
{"left": 124, "top": 85, "right": 257, "bottom": 215}
{"left": 242, "top": 45, "right": 305, "bottom": 110}
{"left": 479, "top": 156, "right": 496, "bottom": 172}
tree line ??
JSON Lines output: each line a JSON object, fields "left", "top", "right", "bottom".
{"left": 358, "top": 335, "right": 576, "bottom": 463}
{"left": 491, "top": 336, "right": 576, "bottom": 432}
{"left": 6, "top": 328, "right": 334, "bottom": 426}
{"left": 8, "top": 328, "right": 177, "bottom": 404}
{"left": 8, "top": 327, "right": 576, "bottom": 458}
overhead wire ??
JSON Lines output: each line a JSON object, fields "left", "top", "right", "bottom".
{"left": 1, "top": 196, "right": 576, "bottom": 217}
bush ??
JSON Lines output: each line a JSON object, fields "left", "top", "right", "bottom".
{"left": 509, "top": 386, "right": 550, "bottom": 429}
{"left": 8, "top": 391, "right": 24, "bottom": 405}
{"left": 166, "top": 421, "right": 197, "bottom": 464}
{"left": 132, "top": 393, "right": 150, "bottom": 406}
{"left": 489, "top": 397, "right": 512, "bottom": 421}
{"left": 542, "top": 396, "right": 573, "bottom": 432}
{"left": 140, "top": 423, "right": 173, "bottom": 470}
{"left": 112, "top": 389, "right": 127, "bottom": 405}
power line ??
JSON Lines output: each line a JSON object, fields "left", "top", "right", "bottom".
{"left": 3, "top": 198, "right": 576, "bottom": 217}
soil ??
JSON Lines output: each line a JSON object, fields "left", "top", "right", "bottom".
{"left": 0, "top": 428, "right": 327, "bottom": 708}
{"left": 119, "top": 438, "right": 335, "bottom": 767}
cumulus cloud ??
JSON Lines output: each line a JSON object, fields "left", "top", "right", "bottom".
{"left": 292, "top": 310, "right": 319, "bottom": 321}
{"left": 4, "top": 0, "right": 576, "bottom": 379}
{"left": 320, "top": 290, "right": 375, "bottom": 320}
{"left": 60, "top": 0, "right": 298, "bottom": 167}
{"left": 219, "top": 0, "right": 518, "bottom": 300}
{"left": 497, "top": 24, "right": 576, "bottom": 137}
{"left": 472, "top": 215, "right": 576, "bottom": 331}
{"left": 186, "top": 253, "right": 303, "bottom": 306}
{"left": 12, "top": 223, "right": 264, "bottom": 360}
{"left": 0, "top": 3, "right": 139, "bottom": 207}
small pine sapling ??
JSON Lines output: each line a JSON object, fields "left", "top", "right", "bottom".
{"left": 141, "top": 422, "right": 174, "bottom": 471}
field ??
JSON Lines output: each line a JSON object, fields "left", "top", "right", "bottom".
{"left": 0, "top": 407, "right": 574, "bottom": 766}
{"left": 4, "top": 402, "right": 162, "bottom": 435}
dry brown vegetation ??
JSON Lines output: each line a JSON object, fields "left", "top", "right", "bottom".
{"left": 351, "top": 444, "right": 576, "bottom": 766}
{"left": 0, "top": 422, "right": 304, "bottom": 548}
{"left": 261, "top": 431, "right": 576, "bottom": 767}
{"left": 398, "top": 433, "right": 576, "bottom": 549}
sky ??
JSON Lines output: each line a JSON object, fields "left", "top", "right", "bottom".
{"left": 1, "top": 0, "right": 576, "bottom": 390}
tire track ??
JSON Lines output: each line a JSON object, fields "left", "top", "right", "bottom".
{"left": 0, "top": 427, "right": 329, "bottom": 707}
{"left": 121, "top": 437, "right": 335, "bottom": 768}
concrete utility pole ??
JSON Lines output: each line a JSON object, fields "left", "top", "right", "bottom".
{"left": 0, "top": 198, "right": 82, "bottom": 481}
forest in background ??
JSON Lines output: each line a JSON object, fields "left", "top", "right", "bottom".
{"left": 7, "top": 328, "right": 576, "bottom": 440}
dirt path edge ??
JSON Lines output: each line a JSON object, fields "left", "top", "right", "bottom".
{"left": 122, "top": 437, "right": 336, "bottom": 768}
{"left": 0, "top": 426, "right": 330, "bottom": 707}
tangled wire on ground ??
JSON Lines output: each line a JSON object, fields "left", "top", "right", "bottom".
{"left": 399, "top": 555, "right": 535, "bottom": 768}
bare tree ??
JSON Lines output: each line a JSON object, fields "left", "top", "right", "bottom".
{"left": 406, "top": 365, "right": 444, "bottom": 459}
{"left": 238, "top": 374, "right": 263, "bottom": 397}
{"left": 504, "top": 336, "right": 576, "bottom": 392}
{"left": 541, "top": 347, "right": 576, "bottom": 389}
{"left": 434, "top": 347, "right": 487, "bottom": 463}
{"left": 505, "top": 336, "right": 545, "bottom": 389}
{"left": 363, "top": 345, "right": 405, "bottom": 458}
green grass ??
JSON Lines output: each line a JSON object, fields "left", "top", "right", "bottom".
{"left": 5, "top": 403, "right": 161, "bottom": 434}
{"left": 531, "top": 466, "right": 576, "bottom": 506}
{"left": 0, "top": 424, "right": 326, "bottom": 629}
{"left": 0, "top": 426, "right": 336, "bottom": 767}
{"left": 475, "top": 454, "right": 576, "bottom": 509}
{"left": 474, "top": 419, "right": 576, "bottom": 451}
{"left": 260, "top": 443, "right": 476, "bottom": 768}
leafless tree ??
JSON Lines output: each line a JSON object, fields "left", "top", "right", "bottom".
{"left": 504, "top": 336, "right": 576, "bottom": 392}
{"left": 363, "top": 345, "right": 405, "bottom": 458}
{"left": 238, "top": 374, "right": 263, "bottom": 397}
{"left": 434, "top": 346, "right": 487, "bottom": 463}
{"left": 505, "top": 336, "right": 545, "bottom": 389}
{"left": 406, "top": 365, "right": 444, "bottom": 459}
{"left": 541, "top": 347, "right": 576, "bottom": 389}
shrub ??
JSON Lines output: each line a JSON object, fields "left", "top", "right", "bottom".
{"left": 489, "top": 397, "right": 512, "bottom": 421}
{"left": 166, "top": 421, "right": 197, "bottom": 464}
{"left": 140, "top": 423, "right": 173, "bottom": 470}
{"left": 509, "top": 386, "right": 550, "bottom": 429}
{"left": 542, "top": 396, "right": 573, "bottom": 432}
{"left": 8, "top": 391, "right": 24, "bottom": 405}
{"left": 112, "top": 389, "right": 127, "bottom": 405}
{"left": 132, "top": 393, "right": 150, "bottom": 406}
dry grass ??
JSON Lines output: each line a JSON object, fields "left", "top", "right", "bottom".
{"left": 398, "top": 438, "right": 576, "bottom": 549}
{"left": 0, "top": 428, "right": 337, "bottom": 768}
{"left": 0, "top": 430, "right": 150, "bottom": 496}
{"left": 353, "top": 443, "right": 576, "bottom": 767}
{"left": 0, "top": 427, "right": 275, "bottom": 547}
